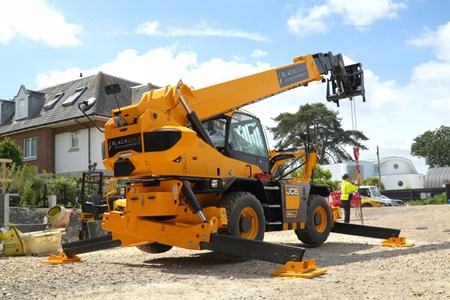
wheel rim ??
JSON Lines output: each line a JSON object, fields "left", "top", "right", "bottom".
{"left": 239, "top": 207, "right": 259, "bottom": 239}
{"left": 313, "top": 206, "right": 328, "bottom": 233}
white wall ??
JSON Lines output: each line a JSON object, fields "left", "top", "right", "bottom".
{"left": 380, "top": 157, "right": 418, "bottom": 175}
{"left": 381, "top": 174, "right": 425, "bottom": 189}
{"left": 321, "top": 161, "right": 378, "bottom": 181}
{"left": 91, "top": 129, "right": 106, "bottom": 169}
{"left": 55, "top": 128, "right": 106, "bottom": 174}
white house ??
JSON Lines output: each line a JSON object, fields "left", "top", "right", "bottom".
{"left": 379, "top": 157, "right": 424, "bottom": 189}
{"left": 321, "top": 156, "right": 425, "bottom": 189}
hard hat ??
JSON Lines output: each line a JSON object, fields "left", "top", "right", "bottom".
{"left": 342, "top": 173, "right": 350, "bottom": 179}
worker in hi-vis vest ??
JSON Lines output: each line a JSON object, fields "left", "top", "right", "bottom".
{"left": 340, "top": 173, "right": 359, "bottom": 223}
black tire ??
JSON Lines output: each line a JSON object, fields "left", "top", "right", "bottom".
{"left": 295, "top": 194, "right": 332, "bottom": 246}
{"left": 362, "top": 203, "right": 372, "bottom": 207}
{"left": 136, "top": 242, "right": 173, "bottom": 254}
{"left": 218, "top": 192, "right": 265, "bottom": 241}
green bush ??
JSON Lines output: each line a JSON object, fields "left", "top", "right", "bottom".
{"left": 410, "top": 193, "right": 447, "bottom": 205}
{"left": 21, "top": 186, "right": 36, "bottom": 206}
{"left": 47, "top": 175, "right": 77, "bottom": 206}
{"left": 8, "top": 165, "right": 43, "bottom": 206}
{"left": 8, "top": 165, "right": 77, "bottom": 207}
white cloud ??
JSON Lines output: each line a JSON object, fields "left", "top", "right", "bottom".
{"left": 36, "top": 67, "right": 84, "bottom": 89}
{"left": 35, "top": 44, "right": 449, "bottom": 174}
{"left": 136, "top": 21, "right": 160, "bottom": 35}
{"left": 287, "top": 5, "right": 330, "bottom": 37}
{"left": 407, "top": 22, "right": 450, "bottom": 62}
{"left": 405, "top": 23, "right": 450, "bottom": 112}
{"left": 287, "top": 0, "right": 406, "bottom": 36}
{"left": 0, "top": 0, "right": 82, "bottom": 47}
{"left": 136, "top": 20, "right": 269, "bottom": 42}
{"left": 36, "top": 46, "right": 270, "bottom": 90}
{"left": 328, "top": 0, "right": 406, "bottom": 27}
{"left": 410, "top": 60, "right": 450, "bottom": 83}
{"left": 250, "top": 49, "right": 268, "bottom": 58}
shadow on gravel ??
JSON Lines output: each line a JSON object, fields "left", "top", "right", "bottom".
{"left": 108, "top": 241, "right": 449, "bottom": 278}
{"left": 144, "top": 252, "right": 248, "bottom": 266}
{"left": 304, "top": 241, "right": 450, "bottom": 267}
{"left": 110, "top": 252, "right": 276, "bottom": 279}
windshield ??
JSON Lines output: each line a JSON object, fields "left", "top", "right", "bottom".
{"left": 229, "top": 113, "right": 268, "bottom": 157}
{"left": 370, "top": 186, "right": 382, "bottom": 198}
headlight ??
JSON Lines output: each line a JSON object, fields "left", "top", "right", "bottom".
{"left": 210, "top": 179, "right": 219, "bottom": 189}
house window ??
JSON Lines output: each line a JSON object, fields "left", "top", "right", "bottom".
{"left": 63, "top": 87, "right": 86, "bottom": 106}
{"left": 23, "top": 137, "right": 37, "bottom": 160}
{"left": 44, "top": 93, "right": 64, "bottom": 109}
{"left": 17, "top": 98, "right": 27, "bottom": 119}
{"left": 71, "top": 131, "right": 79, "bottom": 149}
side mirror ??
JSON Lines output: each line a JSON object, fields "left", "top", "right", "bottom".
{"left": 78, "top": 97, "right": 96, "bottom": 112}
{"left": 77, "top": 97, "right": 104, "bottom": 133}
{"left": 105, "top": 84, "right": 121, "bottom": 95}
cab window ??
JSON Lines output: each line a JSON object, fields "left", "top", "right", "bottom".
{"left": 202, "top": 117, "right": 227, "bottom": 149}
{"left": 229, "top": 113, "right": 268, "bottom": 157}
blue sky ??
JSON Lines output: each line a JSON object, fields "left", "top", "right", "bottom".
{"left": 1, "top": 0, "right": 449, "bottom": 174}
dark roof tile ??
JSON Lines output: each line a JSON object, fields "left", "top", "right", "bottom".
{"left": 0, "top": 72, "right": 143, "bottom": 135}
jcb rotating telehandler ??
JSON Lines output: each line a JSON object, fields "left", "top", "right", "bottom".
{"left": 54, "top": 52, "right": 411, "bottom": 276}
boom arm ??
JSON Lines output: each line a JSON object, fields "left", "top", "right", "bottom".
{"left": 110, "top": 52, "right": 364, "bottom": 127}
{"left": 103, "top": 51, "right": 364, "bottom": 179}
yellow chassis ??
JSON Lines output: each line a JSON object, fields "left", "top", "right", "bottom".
{"left": 103, "top": 206, "right": 227, "bottom": 250}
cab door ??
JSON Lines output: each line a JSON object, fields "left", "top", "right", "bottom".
{"left": 226, "top": 112, "right": 269, "bottom": 173}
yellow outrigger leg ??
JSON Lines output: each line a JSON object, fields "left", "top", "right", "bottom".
{"left": 271, "top": 259, "right": 327, "bottom": 278}
{"left": 41, "top": 252, "right": 82, "bottom": 264}
{"left": 382, "top": 236, "right": 415, "bottom": 247}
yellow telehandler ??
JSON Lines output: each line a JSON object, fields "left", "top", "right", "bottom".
{"left": 54, "top": 52, "right": 409, "bottom": 276}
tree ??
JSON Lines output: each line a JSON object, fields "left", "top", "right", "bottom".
{"left": 360, "top": 177, "right": 385, "bottom": 190}
{"left": 411, "top": 126, "right": 450, "bottom": 168}
{"left": 290, "top": 165, "right": 339, "bottom": 190}
{"left": 311, "top": 165, "right": 340, "bottom": 190}
{"left": 269, "top": 103, "right": 368, "bottom": 164}
{"left": 0, "top": 137, "right": 23, "bottom": 166}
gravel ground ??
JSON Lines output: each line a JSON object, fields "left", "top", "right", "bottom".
{"left": 1, "top": 205, "right": 449, "bottom": 300}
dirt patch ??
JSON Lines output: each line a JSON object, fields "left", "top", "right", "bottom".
{"left": 1, "top": 205, "right": 450, "bottom": 300}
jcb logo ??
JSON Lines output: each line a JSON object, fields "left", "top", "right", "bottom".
{"left": 286, "top": 187, "right": 299, "bottom": 196}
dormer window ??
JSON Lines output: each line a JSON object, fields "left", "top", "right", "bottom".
{"left": 17, "top": 97, "right": 27, "bottom": 119}
{"left": 14, "top": 85, "right": 41, "bottom": 121}
{"left": 44, "top": 93, "right": 64, "bottom": 109}
{"left": 63, "top": 87, "right": 86, "bottom": 106}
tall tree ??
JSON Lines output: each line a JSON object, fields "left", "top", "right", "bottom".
{"left": 411, "top": 125, "right": 450, "bottom": 168}
{"left": 268, "top": 103, "right": 368, "bottom": 164}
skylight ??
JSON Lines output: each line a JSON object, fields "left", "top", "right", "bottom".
{"left": 62, "top": 87, "right": 86, "bottom": 106}
{"left": 44, "top": 93, "right": 64, "bottom": 109}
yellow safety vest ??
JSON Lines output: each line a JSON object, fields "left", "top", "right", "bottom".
{"left": 340, "top": 180, "right": 358, "bottom": 200}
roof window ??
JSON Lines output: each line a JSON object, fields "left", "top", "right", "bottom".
{"left": 62, "top": 87, "right": 86, "bottom": 106}
{"left": 44, "top": 93, "right": 64, "bottom": 109}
